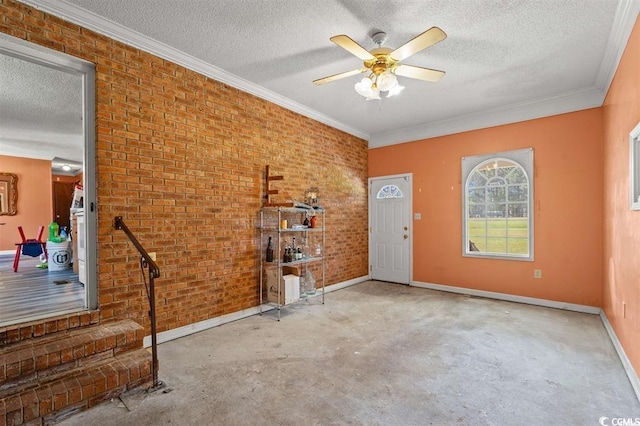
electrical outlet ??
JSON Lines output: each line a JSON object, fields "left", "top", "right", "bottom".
{"left": 533, "top": 269, "right": 542, "bottom": 279}
{"left": 149, "top": 252, "right": 157, "bottom": 261}
{"left": 414, "top": 213, "right": 421, "bottom": 220}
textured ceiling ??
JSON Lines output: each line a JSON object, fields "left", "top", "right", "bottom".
{"left": 0, "top": 53, "right": 83, "bottom": 162}
{"left": 1, "top": 0, "right": 638, "bottom": 164}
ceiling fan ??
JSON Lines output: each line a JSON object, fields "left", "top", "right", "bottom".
{"left": 313, "top": 27, "right": 447, "bottom": 99}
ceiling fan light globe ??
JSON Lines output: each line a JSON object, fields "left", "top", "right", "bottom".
{"left": 366, "top": 87, "right": 381, "bottom": 100}
{"left": 354, "top": 77, "right": 373, "bottom": 97}
{"left": 387, "top": 84, "right": 405, "bottom": 98}
{"left": 376, "top": 71, "right": 398, "bottom": 92}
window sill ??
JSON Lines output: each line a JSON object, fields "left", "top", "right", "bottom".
{"left": 463, "top": 252, "right": 533, "bottom": 262}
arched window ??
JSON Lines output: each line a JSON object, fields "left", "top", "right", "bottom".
{"left": 376, "top": 184, "right": 404, "bottom": 199}
{"left": 462, "top": 149, "right": 533, "bottom": 260}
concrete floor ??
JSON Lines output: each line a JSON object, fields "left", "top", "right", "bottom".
{"left": 60, "top": 281, "right": 639, "bottom": 425}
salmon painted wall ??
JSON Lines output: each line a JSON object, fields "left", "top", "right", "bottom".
{"left": 602, "top": 16, "right": 640, "bottom": 375}
{"left": 0, "top": 155, "right": 53, "bottom": 251}
{"left": 369, "top": 108, "right": 603, "bottom": 306}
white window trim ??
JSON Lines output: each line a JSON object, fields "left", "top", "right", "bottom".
{"left": 630, "top": 122, "right": 640, "bottom": 211}
{"left": 462, "top": 148, "right": 534, "bottom": 261}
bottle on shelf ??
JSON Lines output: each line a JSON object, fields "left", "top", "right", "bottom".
{"left": 296, "top": 247, "right": 303, "bottom": 260}
{"left": 266, "top": 236, "right": 274, "bottom": 262}
{"left": 302, "top": 237, "right": 310, "bottom": 258}
{"left": 290, "top": 237, "right": 297, "bottom": 261}
{"left": 283, "top": 245, "right": 290, "bottom": 263}
{"left": 310, "top": 215, "right": 317, "bottom": 228}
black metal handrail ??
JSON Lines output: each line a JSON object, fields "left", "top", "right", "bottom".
{"left": 114, "top": 216, "right": 161, "bottom": 389}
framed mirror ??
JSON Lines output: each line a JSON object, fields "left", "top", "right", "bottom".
{"left": 0, "top": 173, "right": 17, "bottom": 215}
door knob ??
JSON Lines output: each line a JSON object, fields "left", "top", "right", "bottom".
{"left": 404, "top": 226, "right": 408, "bottom": 231}
{"left": 403, "top": 234, "right": 408, "bottom": 239}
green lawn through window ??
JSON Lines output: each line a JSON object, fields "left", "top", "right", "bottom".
{"left": 468, "top": 218, "right": 529, "bottom": 255}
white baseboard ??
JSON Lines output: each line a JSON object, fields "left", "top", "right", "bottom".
{"left": 410, "top": 280, "right": 601, "bottom": 314}
{"left": 600, "top": 311, "right": 640, "bottom": 402}
{"left": 143, "top": 305, "right": 272, "bottom": 347}
{"left": 143, "top": 275, "right": 370, "bottom": 347}
{"left": 323, "top": 275, "right": 369, "bottom": 293}
{"left": 0, "top": 249, "right": 15, "bottom": 255}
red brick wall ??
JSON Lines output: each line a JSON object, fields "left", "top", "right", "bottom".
{"left": 1, "top": 0, "right": 368, "bottom": 333}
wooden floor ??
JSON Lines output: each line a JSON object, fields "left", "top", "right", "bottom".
{"left": 0, "top": 253, "right": 85, "bottom": 327}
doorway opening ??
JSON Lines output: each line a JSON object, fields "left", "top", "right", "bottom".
{"left": 0, "top": 33, "right": 97, "bottom": 326}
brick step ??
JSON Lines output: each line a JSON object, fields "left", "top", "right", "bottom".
{"left": 0, "top": 311, "right": 100, "bottom": 346}
{"left": 0, "top": 348, "right": 152, "bottom": 425}
{"left": 0, "top": 320, "right": 144, "bottom": 395}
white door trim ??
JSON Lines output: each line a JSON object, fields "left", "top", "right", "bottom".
{"left": 368, "top": 173, "right": 413, "bottom": 284}
{"left": 0, "top": 33, "right": 97, "bottom": 310}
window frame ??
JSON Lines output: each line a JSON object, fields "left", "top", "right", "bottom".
{"left": 462, "top": 148, "right": 534, "bottom": 261}
{"left": 630, "top": 122, "right": 640, "bottom": 211}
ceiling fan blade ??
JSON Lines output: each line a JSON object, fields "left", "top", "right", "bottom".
{"left": 395, "top": 64, "right": 445, "bottom": 82}
{"left": 390, "top": 27, "right": 447, "bottom": 62}
{"left": 313, "top": 68, "right": 366, "bottom": 85}
{"left": 330, "top": 35, "right": 375, "bottom": 61}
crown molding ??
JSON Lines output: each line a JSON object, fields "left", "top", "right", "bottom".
{"left": 21, "top": 0, "right": 369, "bottom": 141}
{"left": 371, "top": 0, "right": 640, "bottom": 148}
{"left": 368, "top": 86, "right": 605, "bottom": 148}
{"left": 595, "top": 0, "right": 640, "bottom": 92}
{"left": 19, "top": 0, "right": 639, "bottom": 149}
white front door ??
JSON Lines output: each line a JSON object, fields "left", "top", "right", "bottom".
{"left": 369, "top": 175, "right": 412, "bottom": 284}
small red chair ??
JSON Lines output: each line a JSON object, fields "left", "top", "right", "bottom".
{"left": 13, "top": 226, "right": 48, "bottom": 272}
